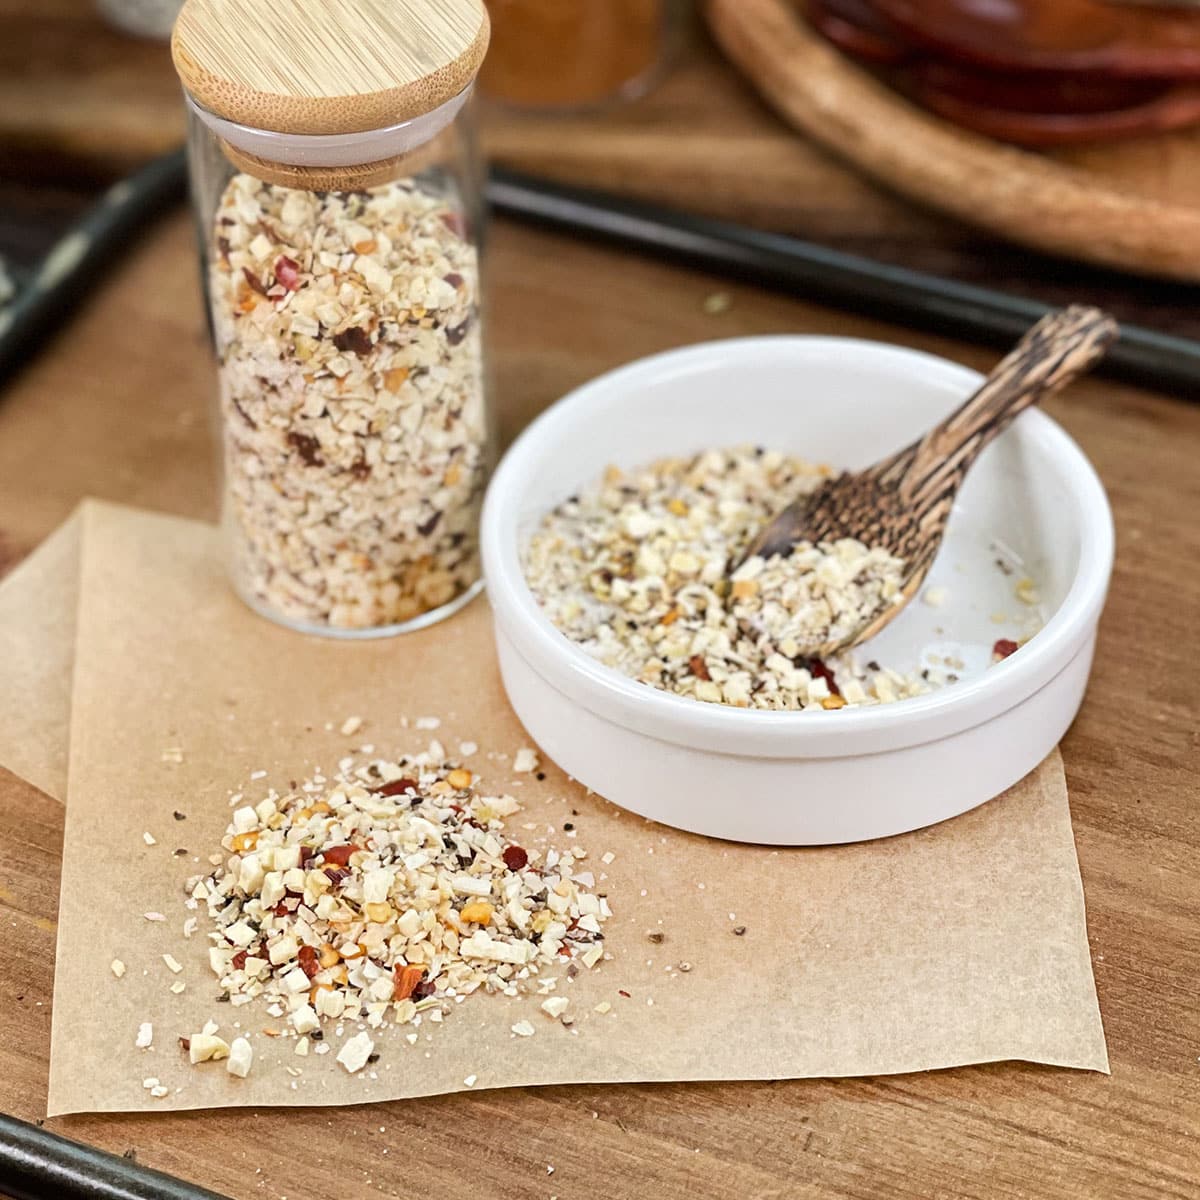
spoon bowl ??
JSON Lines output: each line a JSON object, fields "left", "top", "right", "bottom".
{"left": 738, "top": 305, "right": 1119, "bottom": 658}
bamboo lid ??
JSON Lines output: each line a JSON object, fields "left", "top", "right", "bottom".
{"left": 172, "top": 0, "right": 490, "bottom": 136}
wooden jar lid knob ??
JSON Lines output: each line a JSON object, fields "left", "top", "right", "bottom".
{"left": 172, "top": 0, "right": 490, "bottom": 137}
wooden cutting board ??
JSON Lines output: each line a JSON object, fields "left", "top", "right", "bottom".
{"left": 7, "top": 0, "right": 1200, "bottom": 284}
{"left": 706, "top": 0, "right": 1200, "bottom": 282}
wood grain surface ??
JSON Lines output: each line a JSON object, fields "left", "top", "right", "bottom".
{"left": 0, "top": 207, "right": 1198, "bottom": 1200}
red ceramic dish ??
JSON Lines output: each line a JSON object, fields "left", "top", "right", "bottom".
{"left": 807, "top": 0, "right": 910, "bottom": 64}
{"left": 910, "top": 61, "right": 1200, "bottom": 144}
{"left": 874, "top": 0, "right": 1200, "bottom": 79}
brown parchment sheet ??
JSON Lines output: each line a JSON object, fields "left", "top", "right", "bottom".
{"left": 0, "top": 508, "right": 80, "bottom": 802}
{"left": 39, "top": 502, "right": 1105, "bottom": 1115}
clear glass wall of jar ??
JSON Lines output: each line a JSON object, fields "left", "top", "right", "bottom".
{"left": 182, "top": 98, "right": 491, "bottom": 637}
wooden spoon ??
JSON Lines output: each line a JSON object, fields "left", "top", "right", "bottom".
{"left": 737, "top": 305, "right": 1118, "bottom": 657}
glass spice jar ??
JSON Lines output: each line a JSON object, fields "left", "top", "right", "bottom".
{"left": 172, "top": 0, "right": 492, "bottom": 636}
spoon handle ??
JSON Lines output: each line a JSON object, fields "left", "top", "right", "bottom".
{"left": 896, "top": 305, "right": 1118, "bottom": 503}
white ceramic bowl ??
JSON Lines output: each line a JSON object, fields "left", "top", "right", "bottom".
{"left": 480, "top": 337, "right": 1113, "bottom": 844}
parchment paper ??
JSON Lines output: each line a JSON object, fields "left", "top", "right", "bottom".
{"left": 0, "top": 508, "right": 80, "bottom": 802}
{"left": 36, "top": 501, "right": 1107, "bottom": 1115}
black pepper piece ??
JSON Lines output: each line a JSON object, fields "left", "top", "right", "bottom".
{"left": 445, "top": 318, "right": 471, "bottom": 346}
{"left": 332, "top": 325, "right": 372, "bottom": 355}
{"left": 286, "top": 431, "right": 323, "bottom": 466}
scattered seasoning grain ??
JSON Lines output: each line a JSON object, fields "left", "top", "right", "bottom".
{"left": 1015, "top": 578, "right": 1040, "bottom": 606}
{"left": 188, "top": 742, "right": 613, "bottom": 1069}
{"left": 513, "top": 748, "right": 539, "bottom": 774}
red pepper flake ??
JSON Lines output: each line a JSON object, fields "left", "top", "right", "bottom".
{"left": 332, "top": 325, "right": 372, "bottom": 355}
{"left": 392, "top": 964, "right": 425, "bottom": 1001}
{"left": 502, "top": 845, "right": 528, "bottom": 872}
{"left": 688, "top": 655, "right": 711, "bottom": 681}
{"left": 230, "top": 949, "right": 248, "bottom": 971}
{"left": 273, "top": 256, "right": 302, "bottom": 291}
{"left": 372, "top": 779, "right": 417, "bottom": 798}
{"left": 440, "top": 211, "right": 467, "bottom": 238}
{"left": 298, "top": 945, "right": 320, "bottom": 979}
{"left": 273, "top": 901, "right": 291, "bottom": 916}
{"left": 618, "top": 989, "right": 631, "bottom": 998}
{"left": 807, "top": 657, "right": 842, "bottom": 697}
{"left": 178, "top": 1036, "right": 191, "bottom": 1052}
{"left": 298, "top": 845, "right": 314, "bottom": 866}
{"left": 323, "top": 867, "right": 350, "bottom": 889}
{"left": 320, "top": 843, "right": 361, "bottom": 866}
{"left": 443, "top": 272, "right": 464, "bottom": 288}
{"left": 993, "top": 638, "right": 1019, "bottom": 661}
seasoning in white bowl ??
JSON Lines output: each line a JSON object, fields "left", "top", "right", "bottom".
{"left": 523, "top": 446, "right": 959, "bottom": 710}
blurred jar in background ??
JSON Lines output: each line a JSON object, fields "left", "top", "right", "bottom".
{"left": 481, "top": 0, "right": 677, "bottom": 110}
{"left": 96, "top": 0, "right": 183, "bottom": 39}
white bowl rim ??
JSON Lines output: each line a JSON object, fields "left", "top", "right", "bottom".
{"left": 481, "top": 335, "right": 1114, "bottom": 759}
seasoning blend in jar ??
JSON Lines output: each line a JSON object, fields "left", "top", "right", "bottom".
{"left": 172, "top": 0, "right": 492, "bottom": 636}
